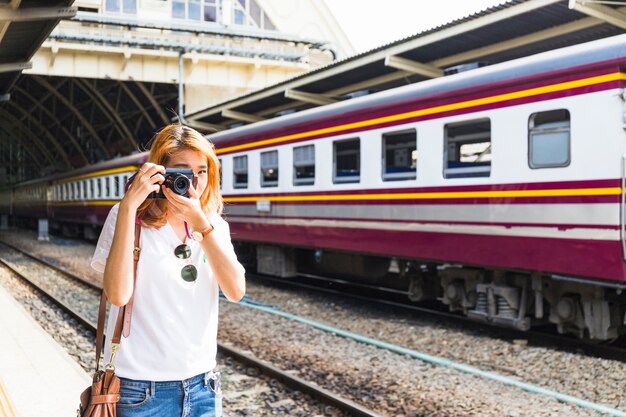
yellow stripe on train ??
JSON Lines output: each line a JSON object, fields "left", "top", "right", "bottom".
{"left": 216, "top": 72, "right": 626, "bottom": 155}
{"left": 223, "top": 187, "right": 622, "bottom": 203}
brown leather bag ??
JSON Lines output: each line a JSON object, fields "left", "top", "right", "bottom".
{"left": 78, "top": 224, "right": 141, "bottom": 417}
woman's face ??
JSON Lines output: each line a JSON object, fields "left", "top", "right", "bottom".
{"left": 166, "top": 149, "right": 209, "bottom": 198}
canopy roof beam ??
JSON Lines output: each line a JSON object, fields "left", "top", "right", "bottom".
{"left": 384, "top": 55, "right": 443, "bottom": 78}
{"left": 0, "top": 117, "right": 43, "bottom": 173}
{"left": 221, "top": 109, "right": 265, "bottom": 123}
{"left": 75, "top": 78, "right": 137, "bottom": 152}
{"left": 117, "top": 81, "right": 157, "bottom": 130}
{"left": 284, "top": 89, "right": 338, "bottom": 106}
{"left": 0, "top": 62, "right": 32, "bottom": 74}
{"left": 32, "top": 76, "right": 111, "bottom": 159}
{"left": 14, "top": 85, "right": 88, "bottom": 165}
{"left": 569, "top": 0, "right": 626, "bottom": 30}
{"left": 0, "top": 6, "right": 77, "bottom": 23}
{"left": 5, "top": 102, "right": 72, "bottom": 168}
{"left": 0, "top": 107, "right": 58, "bottom": 169}
{"left": 134, "top": 81, "right": 170, "bottom": 125}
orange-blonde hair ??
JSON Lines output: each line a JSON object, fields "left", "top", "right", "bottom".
{"left": 136, "top": 124, "right": 223, "bottom": 228}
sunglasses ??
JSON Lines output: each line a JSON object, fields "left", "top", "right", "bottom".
{"left": 174, "top": 244, "right": 198, "bottom": 282}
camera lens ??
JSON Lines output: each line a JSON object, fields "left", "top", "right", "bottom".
{"left": 172, "top": 174, "right": 190, "bottom": 194}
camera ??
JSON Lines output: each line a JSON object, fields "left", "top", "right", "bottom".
{"left": 148, "top": 168, "right": 195, "bottom": 199}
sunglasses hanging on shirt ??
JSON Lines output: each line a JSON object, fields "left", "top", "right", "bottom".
{"left": 174, "top": 244, "right": 197, "bottom": 282}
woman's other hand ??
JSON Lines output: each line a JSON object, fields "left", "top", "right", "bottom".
{"left": 121, "top": 163, "right": 165, "bottom": 212}
{"left": 162, "top": 182, "right": 209, "bottom": 230}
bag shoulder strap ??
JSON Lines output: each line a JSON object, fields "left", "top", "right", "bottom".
{"left": 95, "top": 222, "right": 141, "bottom": 371}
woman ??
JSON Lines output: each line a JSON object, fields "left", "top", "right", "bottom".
{"left": 91, "top": 124, "right": 246, "bottom": 417}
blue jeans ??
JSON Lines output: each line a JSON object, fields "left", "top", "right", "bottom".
{"left": 116, "top": 371, "right": 222, "bottom": 417}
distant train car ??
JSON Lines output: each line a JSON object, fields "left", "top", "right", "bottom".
{"left": 48, "top": 153, "right": 147, "bottom": 238}
{"left": 206, "top": 35, "right": 626, "bottom": 340}
{"left": 11, "top": 153, "right": 146, "bottom": 239}
{"left": 0, "top": 187, "right": 13, "bottom": 217}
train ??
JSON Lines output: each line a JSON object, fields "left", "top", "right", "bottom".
{"left": 2, "top": 34, "right": 626, "bottom": 341}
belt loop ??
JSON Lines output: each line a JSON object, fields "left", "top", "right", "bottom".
{"left": 150, "top": 381, "right": 156, "bottom": 398}
{"left": 203, "top": 372, "right": 210, "bottom": 387}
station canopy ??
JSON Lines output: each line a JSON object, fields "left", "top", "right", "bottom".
{"left": 186, "top": 0, "right": 626, "bottom": 131}
{"left": 0, "top": 1, "right": 76, "bottom": 99}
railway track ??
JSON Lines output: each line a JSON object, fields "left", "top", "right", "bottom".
{"left": 2, "top": 238, "right": 626, "bottom": 416}
{"left": 0, "top": 241, "right": 380, "bottom": 417}
{"left": 249, "top": 272, "right": 626, "bottom": 363}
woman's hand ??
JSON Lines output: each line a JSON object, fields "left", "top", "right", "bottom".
{"left": 121, "top": 163, "right": 165, "bottom": 212}
{"left": 162, "top": 182, "right": 209, "bottom": 231}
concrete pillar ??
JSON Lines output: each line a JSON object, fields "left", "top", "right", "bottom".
{"left": 0, "top": 215, "right": 7, "bottom": 231}
{"left": 38, "top": 219, "right": 50, "bottom": 241}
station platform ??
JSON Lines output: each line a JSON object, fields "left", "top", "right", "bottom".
{"left": 0, "top": 283, "right": 90, "bottom": 417}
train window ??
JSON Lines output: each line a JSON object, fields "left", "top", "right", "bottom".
{"left": 233, "top": 156, "right": 248, "bottom": 189}
{"left": 97, "top": 178, "right": 102, "bottom": 198}
{"left": 444, "top": 119, "right": 491, "bottom": 179}
{"left": 89, "top": 179, "right": 94, "bottom": 199}
{"left": 218, "top": 159, "right": 222, "bottom": 188}
{"left": 105, "top": 177, "right": 110, "bottom": 198}
{"left": 114, "top": 176, "right": 120, "bottom": 197}
{"left": 293, "top": 145, "right": 315, "bottom": 186}
{"left": 261, "top": 150, "right": 279, "bottom": 187}
{"left": 529, "top": 109, "right": 570, "bottom": 169}
{"left": 333, "top": 139, "right": 360, "bottom": 183}
{"left": 382, "top": 130, "right": 417, "bottom": 181}
{"left": 122, "top": 175, "right": 129, "bottom": 194}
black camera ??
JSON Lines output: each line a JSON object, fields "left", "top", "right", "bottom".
{"left": 148, "top": 168, "right": 195, "bottom": 199}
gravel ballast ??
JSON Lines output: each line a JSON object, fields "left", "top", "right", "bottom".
{"left": 1, "top": 229, "right": 624, "bottom": 416}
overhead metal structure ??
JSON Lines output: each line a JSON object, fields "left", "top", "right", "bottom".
{"left": 0, "top": 1, "right": 76, "bottom": 100}
{"left": 186, "top": 0, "right": 626, "bottom": 130}
{"left": 0, "top": 0, "right": 77, "bottom": 180}
{"left": 0, "top": 3, "right": 332, "bottom": 185}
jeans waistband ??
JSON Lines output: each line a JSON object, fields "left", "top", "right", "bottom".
{"left": 119, "top": 370, "right": 219, "bottom": 390}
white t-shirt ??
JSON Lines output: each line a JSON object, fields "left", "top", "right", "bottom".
{"left": 91, "top": 203, "right": 237, "bottom": 381}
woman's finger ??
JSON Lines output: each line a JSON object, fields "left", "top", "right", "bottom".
{"left": 188, "top": 184, "right": 199, "bottom": 199}
{"left": 150, "top": 174, "right": 165, "bottom": 185}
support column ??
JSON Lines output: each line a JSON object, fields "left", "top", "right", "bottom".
{"left": 37, "top": 219, "right": 49, "bottom": 241}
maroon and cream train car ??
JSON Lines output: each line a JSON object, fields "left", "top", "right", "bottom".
{"left": 208, "top": 35, "right": 626, "bottom": 340}
{"left": 10, "top": 153, "right": 146, "bottom": 239}
{"left": 49, "top": 153, "right": 147, "bottom": 238}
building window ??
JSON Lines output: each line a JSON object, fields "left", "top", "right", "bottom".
{"left": 261, "top": 150, "right": 278, "bottom": 187}
{"left": 173, "top": 0, "right": 214, "bottom": 21}
{"left": 383, "top": 130, "right": 416, "bottom": 181}
{"left": 529, "top": 109, "right": 570, "bottom": 169}
{"left": 293, "top": 145, "right": 315, "bottom": 186}
{"left": 105, "top": 0, "right": 137, "bottom": 14}
{"left": 333, "top": 139, "right": 360, "bottom": 183}
{"left": 233, "top": 155, "right": 248, "bottom": 189}
{"left": 444, "top": 119, "right": 491, "bottom": 179}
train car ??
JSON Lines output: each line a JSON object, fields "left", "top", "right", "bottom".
{"left": 13, "top": 179, "right": 48, "bottom": 221}
{"left": 9, "top": 153, "right": 146, "bottom": 239}
{"left": 207, "top": 34, "right": 626, "bottom": 340}
{"left": 48, "top": 152, "right": 147, "bottom": 238}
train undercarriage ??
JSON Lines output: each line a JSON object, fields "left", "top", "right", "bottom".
{"left": 241, "top": 243, "right": 626, "bottom": 341}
